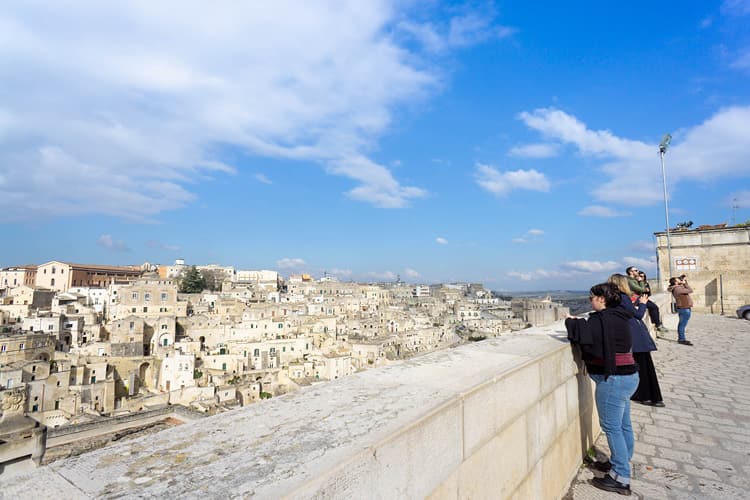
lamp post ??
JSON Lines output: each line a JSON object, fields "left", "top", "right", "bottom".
{"left": 659, "top": 133, "right": 673, "bottom": 283}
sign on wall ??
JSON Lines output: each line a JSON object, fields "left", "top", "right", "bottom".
{"left": 675, "top": 257, "right": 698, "bottom": 271}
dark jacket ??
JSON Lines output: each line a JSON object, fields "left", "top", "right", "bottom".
{"left": 565, "top": 306, "right": 636, "bottom": 379}
{"left": 618, "top": 293, "right": 656, "bottom": 353}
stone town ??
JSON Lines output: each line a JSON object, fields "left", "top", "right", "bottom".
{"left": 0, "top": 259, "right": 568, "bottom": 468}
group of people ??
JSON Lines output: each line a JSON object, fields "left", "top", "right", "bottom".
{"left": 565, "top": 268, "right": 695, "bottom": 495}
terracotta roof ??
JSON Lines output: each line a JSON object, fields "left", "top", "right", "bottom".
{"left": 39, "top": 261, "right": 141, "bottom": 272}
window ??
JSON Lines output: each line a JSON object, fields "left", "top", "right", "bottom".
{"left": 161, "top": 292, "right": 168, "bottom": 301}
{"left": 131, "top": 307, "right": 136, "bottom": 313}
{"left": 19, "top": 343, "right": 25, "bottom": 350}
{"left": 129, "top": 321, "right": 135, "bottom": 329}
{"left": 90, "top": 376, "right": 96, "bottom": 383}
{"left": 32, "top": 404, "right": 39, "bottom": 412}
{"left": 270, "top": 347, "right": 276, "bottom": 354}
{"left": 253, "top": 348, "right": 260, "bottom": 356}
{"left": 51, "top": 278, "right": 55, "bottom": 286}
{"left": 278, "top": 323, "right": 283, "bottom": 329}
{"left": 132, "top": 292, "right": 138, "bottom": 300}
{"left": 143, "top": 307, "right": 148, "bottom": 313}
{"left": 162, "top": 338, "right": 168, "bottom": 346}
{"left": 52, "top": 267, "right": 56, "bottom": 274}
{"left": 1, "top": 344, "right": 6, "bottom": 352}
{"left": 144, "top": 293, "right": 151, "bottom": 302}
{"left": 161, "top": 324, "right": 168, "bottom": 330}
{"left": 48, "top": 324, "right": 53, "bottom": 330}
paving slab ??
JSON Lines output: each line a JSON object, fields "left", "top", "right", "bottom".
{"left": 568, "top": 313, "right": 750, "bottom": 499}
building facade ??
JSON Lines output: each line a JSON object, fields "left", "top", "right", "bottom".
{"left": 655, "top": 225, "right": 750, "bottom": 313}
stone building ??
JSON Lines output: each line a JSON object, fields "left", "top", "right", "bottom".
{"left": 655, "top": 225, "right": 750, "bottom": 313}
{"left": 35, "top": 261, "right": 141, "bottom": 292}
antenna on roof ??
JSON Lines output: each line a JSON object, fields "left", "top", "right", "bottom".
{"left": 732, "top": 198, "right": 738, "bottom": 225}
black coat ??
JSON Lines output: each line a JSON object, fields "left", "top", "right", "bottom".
{"left": 565, "top": 306, "right": 634, "bottom": 379}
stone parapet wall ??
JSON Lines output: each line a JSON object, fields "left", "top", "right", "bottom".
{"left": 3, "top": 323, "right": 598, "bottom": 499}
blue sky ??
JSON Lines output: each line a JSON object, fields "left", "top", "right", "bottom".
{"left": 1, "top": 1, "right": 749, "bottom": 291}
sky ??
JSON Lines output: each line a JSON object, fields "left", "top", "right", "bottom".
{"left": 1, "top": 1, "right": 750, "bottom": 291}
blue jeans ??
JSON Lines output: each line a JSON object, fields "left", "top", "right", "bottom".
{"left": 590, "top": 372, "right": 640, "bottom": 484}
{"left": 677, "top": 308, "right": 691, "bottom": 341}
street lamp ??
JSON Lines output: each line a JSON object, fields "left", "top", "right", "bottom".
{"left": 659, "top": 133, "right": 673, "bottom": 283}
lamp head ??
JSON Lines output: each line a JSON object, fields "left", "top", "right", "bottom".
{"left": 659, "top": 133, "right": 672, "bottom": 154}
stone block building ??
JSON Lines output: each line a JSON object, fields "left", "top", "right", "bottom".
{"left": 655, "top": 225, "right": 750, "bottom": 313}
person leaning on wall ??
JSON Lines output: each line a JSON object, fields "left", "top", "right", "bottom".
{"left": 565, "top": 282, "right": 638, "bottom": 496}
{"left": 609, "top": 273, "right": 665, "bottom": 408}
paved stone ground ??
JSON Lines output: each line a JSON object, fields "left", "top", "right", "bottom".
{"left": 568, "top": 313, "right": 750, "bottom": 499}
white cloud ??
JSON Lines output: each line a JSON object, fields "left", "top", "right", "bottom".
{"left": 365, "top": 270, "right": 397, "bottom": 281}
{"left": 97, "top": 234, "right": 129, "bottom": 252}
{"left": 563, "top": 260, "right": 621, "bottom": 273}
{"left": 578, "top": 205, "right": 631, "bottom": 217}
{"left": 512, "top": 228, "right": 543, "bottom": 243}
{"left": 518, "top": 106, "right": 750, "bottom": 206}
{"left": 622, "top": 255, "right": 656, "bottom": 270}
{"left": 629, "top": 240, "right": 655, "bottom": 253}
{"left": 475, "top": 163, "right": 551, "bottom": 197}
{"left": 435, "top": 237, "right": 448, "bottom": 245}
{"left": 507, "top": 269, "right": 569, "bottom": 281}
{"left": 403, "top": 268, "right": 420, "bottom": 279}
{"left": 146, "top": 240, "right": 182, "bottom": 252}
{"left": 254, "top": 173, "right": 272, "bottom": 185}
{"left": 0, "top": 2, "right": 455, "bottom": 219}
{"left": 328, "top": 268, "right": 353, "bottom": 279}
{"left": 508, "top": 143, "right": 559, "bottom": 158}
{"left": 277, "top": 258, "right": 306, "bottom": 270}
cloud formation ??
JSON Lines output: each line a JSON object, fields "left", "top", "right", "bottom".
{"left": 508, "top": 143, "right": 559, "bottom": 158}
{"left": 578, "top": 205, "right": 631, "bottom": 217}
{"left": 508, "top": 256, "right": 657, "bottom": 283}
{"left": 403, "top": 268, "right": 421, "bottom": 279}
{"left": 435, "top": 237, "right": 448, "bottom": 245}
{"left": 97, "top": 234, "right": 129, "bottom": 252}
{"left": 517, "top": 106, "right": 750, "bottom": 206}
{"left": 475, "top": 163, "right": 551, "bottom": 197}
{"left": 254, "top": 174, "right": 272, "bottom": 185}
{"left": 277, "top": 258, "right": 306, "bottom": 270}
{"left": 0, "top": 2, "right": 476, "bottom": 219}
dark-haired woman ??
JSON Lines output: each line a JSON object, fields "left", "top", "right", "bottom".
{"left": 609, "top": 273, "right": 664, "bottom": 407}
{"left": 566, "top": 283, "right": 639, "bottom": 495}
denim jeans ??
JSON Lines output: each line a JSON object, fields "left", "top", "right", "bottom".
{"left": 590, "top": 372, "right": 640, "bottom": 484}
{"left": 677, "top": 308, "right": 691, "bottom": 341}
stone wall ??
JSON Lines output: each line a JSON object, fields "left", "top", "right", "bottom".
{"left": 655, "top": 226, "right": 750, "bottom": 313}
{"left": 3, "top": 322, "right": 598, "bottom": 499}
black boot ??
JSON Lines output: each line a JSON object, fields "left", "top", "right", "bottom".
{"left": 591, "top": 475, "right": 631, "bottom": 495}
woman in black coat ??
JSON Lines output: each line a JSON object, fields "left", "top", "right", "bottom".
{"left": 609, "top": 273, "right": 664, "bottom": 407}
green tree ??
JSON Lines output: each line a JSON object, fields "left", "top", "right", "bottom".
{"left": 179, "top": 266, "right": 206, "bottom": 293}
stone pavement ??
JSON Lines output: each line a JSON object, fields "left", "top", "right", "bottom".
{"left": 568, "top": 313, "right": 750, "bottom": 499}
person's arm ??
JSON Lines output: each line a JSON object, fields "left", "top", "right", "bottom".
{"left": 632, "top": 295, "right": 648, "bottom": 319}
{"left": 628, "top": 278, "right": 646, "bottom": 294}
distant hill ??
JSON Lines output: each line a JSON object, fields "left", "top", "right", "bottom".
{"left": 493, "top": 290, "right": 590, "bottom": 316}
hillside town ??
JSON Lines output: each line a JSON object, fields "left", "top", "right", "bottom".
{"left": 0, "top": 260, "right": 568, "bottom": 431}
